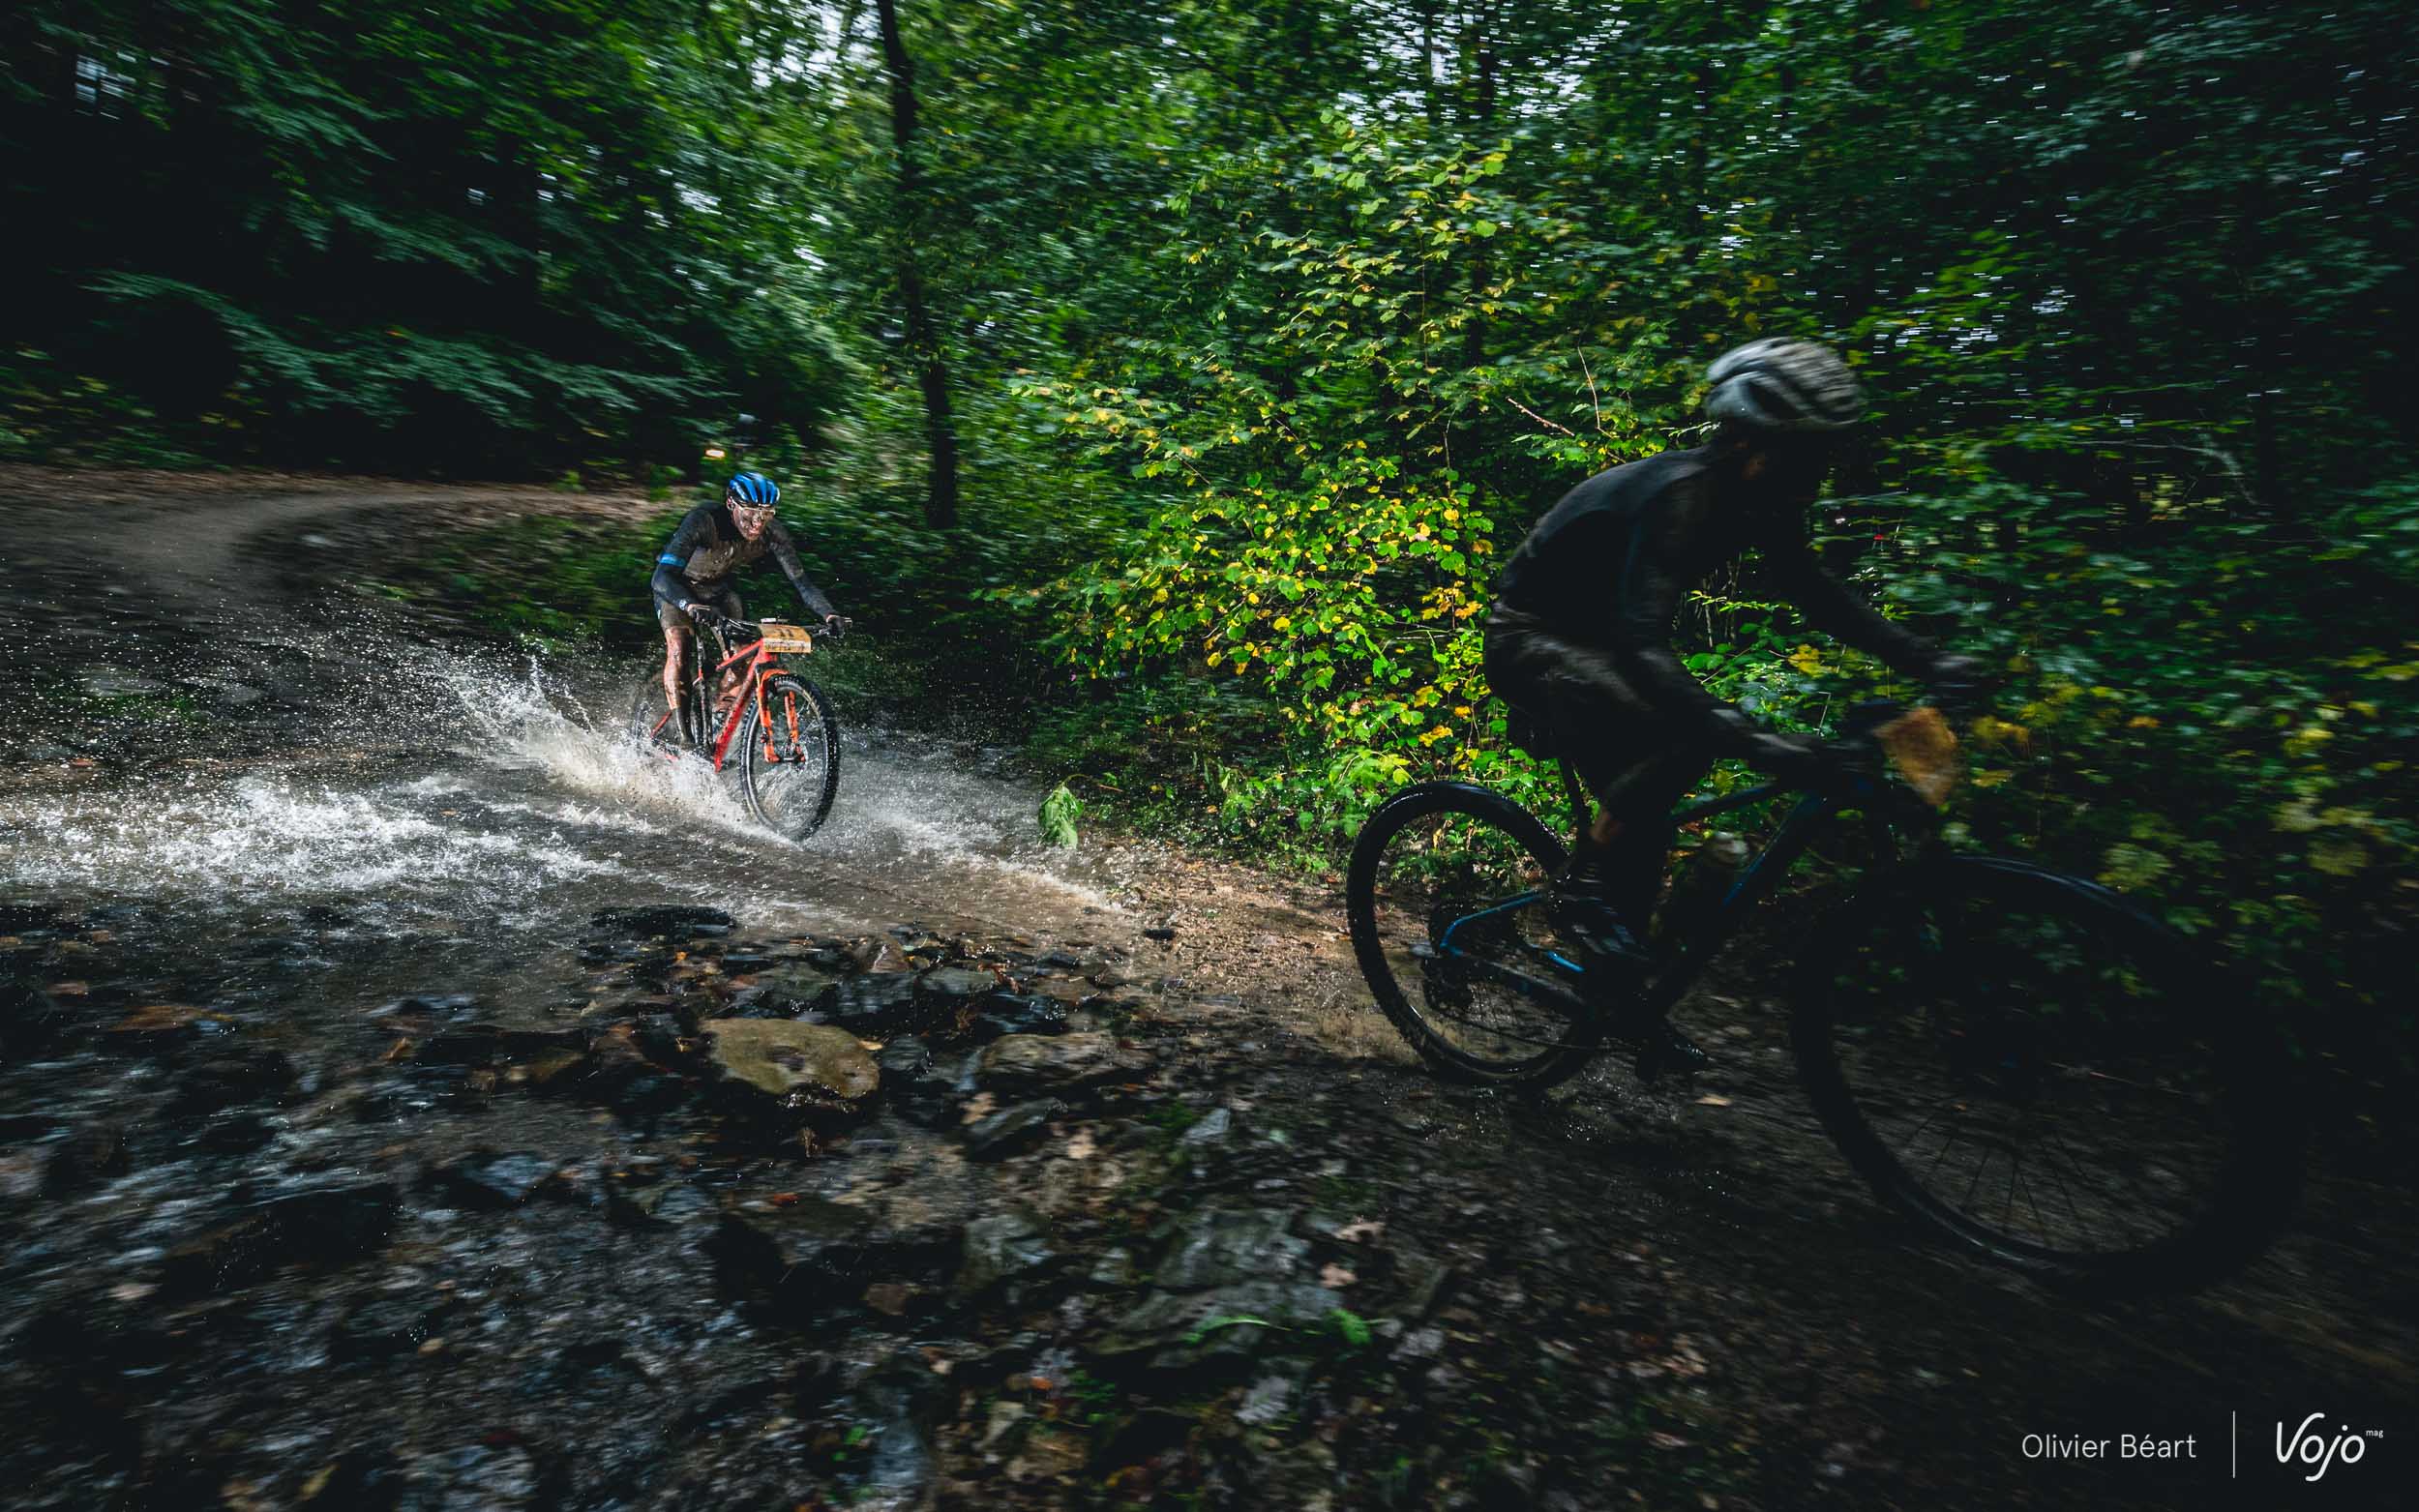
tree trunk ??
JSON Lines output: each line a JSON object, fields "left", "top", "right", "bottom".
{"left": 1462, "top": 3, "right": 1497, "bottom": 371}
{"left": 873, "top": 0, "right": 960, "bottom": 531}
{"left": 1418, "top": 0, "right": 1440, "bottom": 131}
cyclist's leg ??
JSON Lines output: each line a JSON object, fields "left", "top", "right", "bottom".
{"left": 655, "top": 598, "right": 696, "bottom": 743}
{"left": 1483, "top": 616, "right": 1664, "bottom": 956}
{"left": 1576, "top": 745, "right": 1714, "bottom": 928}
{"left": 706, "top": 587, "right": 747, "bottom": 717}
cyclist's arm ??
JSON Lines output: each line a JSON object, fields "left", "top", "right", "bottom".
{"left": 651, "top": 508, "right": 711, "bottom": 617}
{"left": 1608, "top": 485, "right": 1770, "bottom": 758}
{"left": 1764, "top": 540, "right": 1940, "bottom": 679}
{"left": 765, "top": 520, "right": 837, "bottom": 620}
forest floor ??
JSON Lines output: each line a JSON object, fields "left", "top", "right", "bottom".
{"left": 0, "top": 468, "right": 2409, "bottom": 1510}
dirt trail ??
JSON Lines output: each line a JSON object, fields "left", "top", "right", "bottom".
{"left": 1, "top": 469, "right": 2410, "bottom": 1511}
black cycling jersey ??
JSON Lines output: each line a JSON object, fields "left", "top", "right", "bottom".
{"left": 1490, "top": 445, "right": 1938, "bottom": 756}
{"left": 650, "top": 504, "right": 835, "bottom": 623}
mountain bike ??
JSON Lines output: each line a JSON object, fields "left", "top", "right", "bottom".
{"left": 1344, "top": 700, "right": 2301, "bottom": 1295}
{"left": 628, "top": 615, "right": 844, "bottom": 841}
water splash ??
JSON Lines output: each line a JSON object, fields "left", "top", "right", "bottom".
{"left": 1, "top": 623, "right": 1123, "bottom": 938}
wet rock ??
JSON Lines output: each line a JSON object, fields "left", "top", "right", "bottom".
{"left": 0, "top": 1147, "right": 44, "bottom": 1200}
{"left": 331, "top": 1293, "right": 454, "bottom": 1362}
{"left": 392, "top": 1440, "right": 546, "bottom": 1510}
{"left": 426, "top": 1150, "right": 561, "bottom": 1209}
{"left": 1088, "top": 1247, "right": 1138, "bottom": 1289}
{"left": 1237, "top": 1364, "right": 1306, "bottom": 1427}
{"left": 974, "top": 1032, "right": 1153, "bottom": 1099}
{"left": 95, "top": 1001, "right": 234, "bottom": 1053}
{"left": 163, "top": 1048, "right": 296, "bottom": 1116}
{"left": 704, "top": 1199, "right": 962, "bottom": 1318}
{"left": 416, "top": 1023, "right": 567, "bottom": 1067}
{"left": 958, "top": 1210, "right": 1056, "bottom": 1299}
{"left": 1089, "top": 1407, "right": 1195, "bottom": 1473}
{"left": 608, "top": 1179, "right": 717, "bottom": 1230}
{"left": 195, "top": 1111, "right": 277, "bottom": 1154}
{"left": 851, "top": 1349, "right": 953, "bottom": 1506}
{"left": 510, "top": 1048, "right": 588, "bottom": 1089}
{"left": 575, "top": 1024, "right": 686, "bottom": 1114}
{"left": 164, "top": 1172, "right": 399, "bottom": 1292}
{"left": 589, "top": 904, "right": 734, "bottom": 940}
{"left": 255, "top": 1171, "right": 403, "bottom": 1262}
{"left": 742, "top": 964, "right": 839, "bottom": 1018}
{"left": 702, "top": 1019, "right": 880, "bottom": 1126}
{"left": 1155, "top": 1206, "right": 1308, "bottom": 1289}
{"left": 963, "top": 1098, "right": 1063, "bottom": 1162}
{"left": 1180, "top": 1106, "right": 1236, "bottom": 1149}
{"left": 294, "top": 1447, "right": 408, "bottom": 1506}
{"left": 38, "top": 1124, "right": 131, "bottom": 1195}
{"left": 80, "top": 667, "right": 168, "bottom": 697}
{"left": 630, "top": 1013, "right": 692, "bottom": 1065}
{"left": 0, "top": 904, "right": 60, "bottom": 934}
{"left": 2, "top": 975, "right": 77, "bottom": 1060}
{"left": 187, "top": 676, "right": 264, "bottom": 707}
{"left": 1089, "top": 1279, "right": 1341, "bottom": 1375}
{"left": 962, "top": 994, "right": 1070, "bottom": 1042}
{"left": 822, "top": 972, "right": 926, "bottom": 1034}
{"left": 916, "top": 965, "right": 1000, "bottom": 1005}
{"left": 877, "top": 1037, "right": 966, "bottom": 1129}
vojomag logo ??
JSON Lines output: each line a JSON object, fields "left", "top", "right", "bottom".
{"left": 2275, "top": 1413, "right": 2381, "bottom": 1483}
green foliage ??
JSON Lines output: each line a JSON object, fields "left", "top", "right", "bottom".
{"left": 10, "top": 2, "right": 2415, "bottom": 1102}
{"left": 1038, "top": 782, "right": 1084, "bottom": 848}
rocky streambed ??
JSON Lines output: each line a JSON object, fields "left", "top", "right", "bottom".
{"left": 14, "top": 893, "right": 2407, "bottom": 1512}
{"left": 0, "top": 901, "right": 1556, "bottom": 1510}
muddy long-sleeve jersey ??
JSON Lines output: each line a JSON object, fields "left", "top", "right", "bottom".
{"left": 649, "top": 504, "right": 835, "bottom": 622}
{"left": 1490, "top": 445, "right": 1941, "bottom": 757}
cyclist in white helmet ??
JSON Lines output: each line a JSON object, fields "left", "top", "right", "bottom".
{"left": 1484, "top": 340, "right": 1984, "bottom": 1045}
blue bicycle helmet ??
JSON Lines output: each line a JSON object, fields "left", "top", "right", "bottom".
{"left": 726, "top": 472, "right": 781, "bottom": 508}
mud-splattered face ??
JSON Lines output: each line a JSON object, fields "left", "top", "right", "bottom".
{"left": 731, "top": 503, "right": 774, "bottom": 541}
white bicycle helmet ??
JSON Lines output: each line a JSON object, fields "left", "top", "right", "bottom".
{"left": 1704, "top": 339, "right": 1865, "bottom": 432}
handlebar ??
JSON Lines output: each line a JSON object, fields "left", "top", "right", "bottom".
{"left": 706, "top": 612, "right": 851, "bottom": 643}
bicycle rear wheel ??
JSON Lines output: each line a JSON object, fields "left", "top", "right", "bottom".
{"left": 1345, "top": 783, "right": 1601, "bottom": 1086}
{"left": 739, "top": 672, "right": 841, "bottom": 841}
{"left": 1794, "top": 855, "right": 2299, "bottom": 1294}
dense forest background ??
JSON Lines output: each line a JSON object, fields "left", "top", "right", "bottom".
{"left": 5, "top": 2, "right": 2415, "bottom": 1098}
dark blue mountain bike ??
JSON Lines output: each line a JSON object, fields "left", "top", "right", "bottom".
{"left": 1344, "top": 701, "right": 2300, "bottom": 1294}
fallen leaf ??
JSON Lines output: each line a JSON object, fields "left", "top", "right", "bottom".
{"left": 959, "top": 1092, "right": 997, "bottom": 1124}
{"left": 1694, "top": 1094, "right": 1733, "bottom": 1108}
{"left": 1333, "top": 1217, "right": 1386, "bottom": 1243}
{"left": 1320, "top": 1263, "right": 1358, "bottom": 1289}
{"left": 1063, "top": 1128, "right": 1097, "bottom": 1160}
{"left": 49, "top": 981, "right": 90, "bottom": 997}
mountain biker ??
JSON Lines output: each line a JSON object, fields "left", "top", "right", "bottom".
{"left": 651, "top": 471, "right": 847, "bottom": 744}
{"left": 1484, "top": 339, "right": 1983, "bottom": 1023}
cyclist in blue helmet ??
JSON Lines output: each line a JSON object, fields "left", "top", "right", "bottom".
{"left": 649, "top": 472, "right": 847, "bottom": 742}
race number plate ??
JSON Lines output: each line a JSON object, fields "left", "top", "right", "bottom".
{"left": 756, "top": 620, "right": 816, "bottom": 653}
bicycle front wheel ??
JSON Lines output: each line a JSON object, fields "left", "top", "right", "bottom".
{"left": 739, "top": 672, "right": 841, "bottom": 841}
{"left": 1345, "top": 783, "right": 1601, "bottom": 1087}
{"left": 1794, "top": 855, "right": 2299, "bottom": 1294}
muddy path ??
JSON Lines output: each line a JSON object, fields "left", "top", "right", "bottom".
{"left": 1, "top": 471, "right": 2410, "bottom": 1511}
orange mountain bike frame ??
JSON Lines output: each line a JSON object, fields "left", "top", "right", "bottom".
{"left": 651, "top": 623, "right": 812, "bottom": 771}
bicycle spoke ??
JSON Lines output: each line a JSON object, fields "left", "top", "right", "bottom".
{"left": 1808, "top": 869, "right": 2271, "bottom": 1281}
